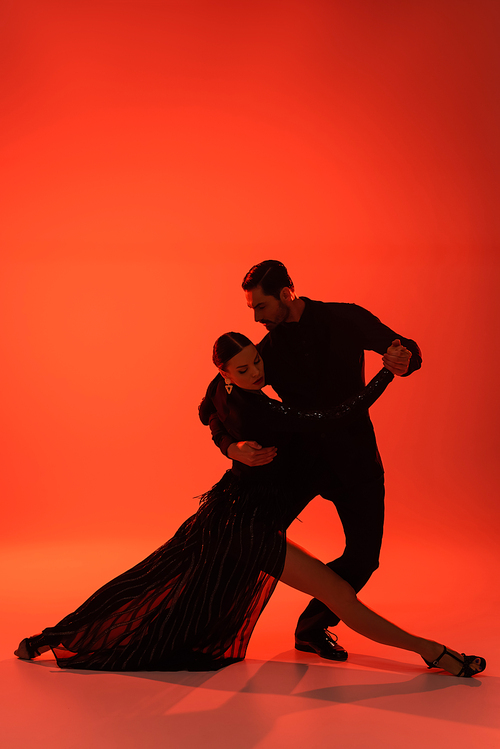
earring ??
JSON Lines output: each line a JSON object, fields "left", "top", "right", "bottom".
{"left": 224, "top": 378, "right": 233, "bottom": 394}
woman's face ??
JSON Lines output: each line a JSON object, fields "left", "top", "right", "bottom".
{"left": 222, "top": 345, "right": 265, "bottom": 391}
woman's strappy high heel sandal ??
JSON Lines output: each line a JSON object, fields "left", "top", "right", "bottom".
{"left": 423, "top": 646, "right": 486, "bottom": 677}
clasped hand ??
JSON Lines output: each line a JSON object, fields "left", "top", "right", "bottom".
{"left": 382, "top": 339, "right": 412, "bottom": 376}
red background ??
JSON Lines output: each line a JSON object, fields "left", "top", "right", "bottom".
{"left": 1, "top": 2, "right": 499, "bottom": 650}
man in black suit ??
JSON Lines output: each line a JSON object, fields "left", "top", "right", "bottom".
{"left": 205, "top": 260, "right": 422, "bottom": 661}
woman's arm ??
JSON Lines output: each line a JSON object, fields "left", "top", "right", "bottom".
{"left": 254, "top": 367, "right": 394, "bottom": 433}
{"left": 199, "top": 375, "right": 278, "bottom": 465}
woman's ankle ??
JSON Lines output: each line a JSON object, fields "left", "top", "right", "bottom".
{"left": 418, "top": 639, "right": 442, "bottom": 662}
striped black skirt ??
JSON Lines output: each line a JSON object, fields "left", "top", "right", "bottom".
{"left": 41, "top": 471, "right": 287, "bottom": 671}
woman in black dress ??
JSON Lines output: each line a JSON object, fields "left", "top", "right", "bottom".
{"left": 14, "top": 333, "right": 485, "bottom": 678}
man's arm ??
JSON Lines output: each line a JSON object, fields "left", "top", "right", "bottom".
{"left": 346, "top": 303, "right": 422, "bottom": 376}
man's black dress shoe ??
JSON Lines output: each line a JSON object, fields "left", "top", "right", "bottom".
{"left": 295, "top": 629, "right": 348, "bottom": 661}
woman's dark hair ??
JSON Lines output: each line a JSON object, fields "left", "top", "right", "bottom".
{"left": 213, "top": 332, "right": 253, "bottom": 370}
{"left": 242, "top": 259, "right": 294, "bottom": 299}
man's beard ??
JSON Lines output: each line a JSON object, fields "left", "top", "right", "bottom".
{"left": 261, "top": 301, "right": 289, "bottom": 330}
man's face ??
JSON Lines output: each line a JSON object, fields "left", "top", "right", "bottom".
{"left": 245, "top": 285, "right": 290, "bottom": 330}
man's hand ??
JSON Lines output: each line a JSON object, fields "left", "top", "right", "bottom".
{"left": 227, "top": 441, "right": 277, "bottom": 466}
{"left": 383, "top": 339, "right": 412, "bottom": 376}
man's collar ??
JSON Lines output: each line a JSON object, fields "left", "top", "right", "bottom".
{"left": 284, "top": 296, "right": 310, "bottom": 325}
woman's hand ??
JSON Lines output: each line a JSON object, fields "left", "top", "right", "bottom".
{"left": 382, "top": 339, "right": 412, "bottom": 376}
{"left": 227, "top": 441, "right": 277, "bottom": 466}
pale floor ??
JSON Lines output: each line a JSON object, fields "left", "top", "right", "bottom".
{"left": 1, "top": 537, "right": 499, "bottom": 749}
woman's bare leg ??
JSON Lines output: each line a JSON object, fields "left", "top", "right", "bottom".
{"left": 281, "top": 539, "right": 478, "bottom": 675}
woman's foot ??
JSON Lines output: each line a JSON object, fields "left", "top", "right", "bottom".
{"left": 422, "top": 643, "right": 486, "bottom": 677}
{"left": 14, "top": 635, "right": 51, "bottom": 660}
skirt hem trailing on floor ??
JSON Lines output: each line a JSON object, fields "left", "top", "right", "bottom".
{"left": 41, "top": 470, "right": 288, "bottom": 671}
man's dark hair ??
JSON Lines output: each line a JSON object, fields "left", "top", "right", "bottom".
{"left": 242, "top": 260, "right": 294, "bottom": 300}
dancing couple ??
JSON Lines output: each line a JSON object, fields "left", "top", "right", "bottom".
{"left": 15, "top": 260, "right": 485, "bottom": 678}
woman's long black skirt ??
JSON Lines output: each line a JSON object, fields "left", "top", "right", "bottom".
{"left": 41, "top": 471, "right": 287, "bottom": 671}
